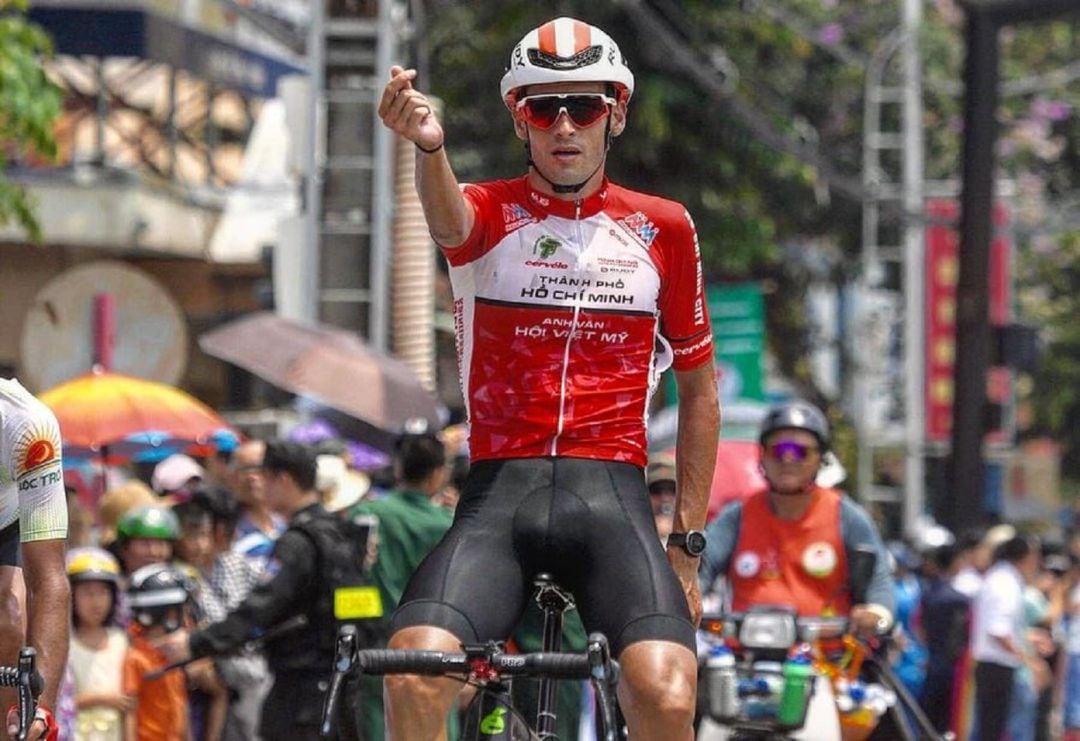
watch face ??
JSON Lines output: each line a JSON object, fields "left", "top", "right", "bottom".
{"left": 686, "top": 531, "right": 707, "bottom": 556}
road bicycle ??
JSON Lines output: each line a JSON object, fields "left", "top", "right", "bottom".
{"left": 0, "top": 647, "right": 43, "bottom": 741}
{"left": 321, "top": 573, "right": 622, "bottom": 740}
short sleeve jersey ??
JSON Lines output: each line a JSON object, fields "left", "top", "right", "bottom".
{"left": 0, "top": 378, "right": 68, "bottom": 541}
{"left": 444, "top": 176, "right": 713, "bottom": 466}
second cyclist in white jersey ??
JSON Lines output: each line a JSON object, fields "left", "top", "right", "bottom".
{"left": 0, "top": 378, "right": 70, "bottom": 739}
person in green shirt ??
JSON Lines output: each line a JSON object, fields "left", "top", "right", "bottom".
{"left": 346, "top": 429, "right": 456, "bottom": 738}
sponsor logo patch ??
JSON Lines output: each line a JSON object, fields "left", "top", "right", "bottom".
{"left": 524, "top": 260, "right": 569, "bottom": 270}
{"left": 617, "top": 211, "right": 660, "bottom": 248}
{"left": 13, "top": 424, "right": 60, "bottom": 477}
{"left": 532, "top": 235, "right": 562, "bottom": 259}
{"left": 501, "top": 203, "right": 536, "bottom": 232}
{"left": 802, "top": 542, "right": 838, "bottom": 578}
{"left": 734, "top": 551, "right": 760, "bottom": 578}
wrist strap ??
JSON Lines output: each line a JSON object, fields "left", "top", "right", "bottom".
{"left": 415, "top": 141, "right": 444, "bottom": 154}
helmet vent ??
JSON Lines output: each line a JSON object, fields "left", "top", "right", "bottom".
{"left": 527, "top": 45, "right": 603, "bottom": 71}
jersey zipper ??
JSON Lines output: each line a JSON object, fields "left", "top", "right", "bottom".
{"left": 550, "top": 198, "right": 585, "bottom": 456}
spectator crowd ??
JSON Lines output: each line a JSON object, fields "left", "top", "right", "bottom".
{"left": 872, "top": 523, "right": 1080, "bottom": 741}
{"left": 55, "top": 421, "right": 1080, "bottom": 740}
{"left": 59, "top": 422, "right": 472, "bottom": 741}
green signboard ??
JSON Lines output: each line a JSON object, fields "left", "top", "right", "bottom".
{"left": 709, "top": 283, "right": 765, "bottom": 402}
{"left": 663, "top": 282, "right": 766, "bottom": 406}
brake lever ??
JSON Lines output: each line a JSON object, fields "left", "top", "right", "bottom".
{"left": 320, "top": 626, "right": 358, "bottom": 739}
{"left": 587, "top": 633, "right": 620, "bottom": 741}
{"left": 17, "top": 647, "right": 41, "bottom": 741}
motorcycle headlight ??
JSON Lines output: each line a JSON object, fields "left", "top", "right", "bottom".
{"left": 739, "top": 612, "right": 797, "bottom": 650}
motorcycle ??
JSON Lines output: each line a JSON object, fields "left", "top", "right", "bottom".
{"left": 696, "top": 606, "right": 951, "bottom": 741}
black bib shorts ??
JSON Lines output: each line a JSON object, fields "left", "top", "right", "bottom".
{"left": 390, "top": 457, "right": 695, "bottom": 656}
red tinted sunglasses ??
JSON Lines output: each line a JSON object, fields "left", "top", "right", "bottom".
{"left": 764, "top": 440, "right": 819, "bottom": 462}
{"left": 515, "top": 93, "right": 615, "bottom": 130}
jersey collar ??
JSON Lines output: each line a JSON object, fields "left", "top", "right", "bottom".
{"left": 524, "top": 176, "right": 611, "bottom": 220}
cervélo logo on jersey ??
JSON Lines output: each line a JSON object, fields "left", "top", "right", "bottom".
{"left": 616, "top": 211, "right": 659, "bottom": 248}
{"left": 524, "top": 235, "right": 570, "bottom": 270}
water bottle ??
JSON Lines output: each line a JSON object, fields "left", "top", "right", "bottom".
{"left": 706, "top": 644, "right": 739, "bottom": 720}
{"left": 777, "top": 652, "right": 814, "bottom": 727}
{"left": 834, "top": 678, "right": 855, "bottom": 714}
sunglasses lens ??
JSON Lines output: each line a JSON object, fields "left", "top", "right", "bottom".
{"left": 521, "top": 96, "right": 610, "bottom": 129}
{"left": 522, "top": 98, "right": 562, "bottom": 128}
{"left": 767, "top": 441, "right": 812, "bottom": 461}
{"left": 563, "top": 96, "right": 609, "bottom": 126}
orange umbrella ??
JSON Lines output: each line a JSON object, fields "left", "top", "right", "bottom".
{"left": 39, "top": 369, "right": 229, "bottom": 455}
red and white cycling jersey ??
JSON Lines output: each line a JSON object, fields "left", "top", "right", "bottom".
{"left": 443, "top": 176, "right": 713, "bottom": 467}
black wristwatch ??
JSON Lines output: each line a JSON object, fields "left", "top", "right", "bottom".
{"left": 667, "top": 530, "right": 707, "bottom": 557}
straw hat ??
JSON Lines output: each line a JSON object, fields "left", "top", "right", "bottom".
{"left": 98, "top": 480, "right": 157, "bottom": 545}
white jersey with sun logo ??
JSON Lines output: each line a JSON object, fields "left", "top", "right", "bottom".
{"left": 0, "top": 379, "right": 68, "bottom": 542}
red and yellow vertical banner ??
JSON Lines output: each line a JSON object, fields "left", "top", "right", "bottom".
{"left": 924, "top": 199, "right": 1011, "bottom": 444}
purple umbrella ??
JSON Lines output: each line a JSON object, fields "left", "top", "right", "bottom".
{"left": 287, "top": 419, "right": 390, "bottom": 471}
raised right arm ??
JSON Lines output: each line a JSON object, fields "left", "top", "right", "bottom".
{"left": 377, "top": 65, "right": 474, "bottom": 248}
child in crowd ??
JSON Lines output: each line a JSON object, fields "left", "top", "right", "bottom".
{"left": 1062, "top": 555, "right": 1080, "bottom": 741}
{"left": 67, "top": 548, "right": 131, "bottom": 741}
{"left": 122, "top": 563, "right": 192, "bottom": 741}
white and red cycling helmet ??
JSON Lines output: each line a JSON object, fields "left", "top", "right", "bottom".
{"left": 500, "top": 17, "right": 635, "bottom": 108}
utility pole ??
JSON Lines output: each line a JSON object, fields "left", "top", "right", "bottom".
{"left": 301, "top": 0, "right": 325, "bottom": 325}
{"left": 947, "top": 0, "right": 1080, "bottom": 532}
{"left": 900, "top": 0, "right": 926, "bottom": 538}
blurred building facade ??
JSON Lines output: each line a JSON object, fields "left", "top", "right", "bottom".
{"left": 0, "top": 1, "right": 450, "bottom": 424}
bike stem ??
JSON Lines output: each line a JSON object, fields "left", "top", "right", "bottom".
{"left": 535, "top": 574, "right": 574, "bottom": 739}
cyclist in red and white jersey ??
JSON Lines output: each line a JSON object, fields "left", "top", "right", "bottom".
{"left": 0, "top": 378, "right": 70, "bottom": 739}
{"left": 378, "top": 17, "right": 719, "bottom": 739}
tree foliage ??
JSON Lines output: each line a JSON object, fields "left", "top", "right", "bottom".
{"left": 1019, "top": 229, "right": 1080, "bottom": 478}
{"left": 0, "top": 0, "right": 62, "bottom": 242}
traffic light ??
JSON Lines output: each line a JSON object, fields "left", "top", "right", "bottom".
{"left": 992, "top": 323, "right": 1041, "bottom": 374}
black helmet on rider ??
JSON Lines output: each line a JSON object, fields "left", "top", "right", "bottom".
{"left": 127, "top": 563, "right": 192, "bottom": 633}
{"left": 759, "top": 400, "right": 831, "bottom": 452}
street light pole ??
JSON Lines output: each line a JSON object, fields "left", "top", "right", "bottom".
{"left": 302, "top": 0, "right": 326, "bottom": 325}
{"left": 947, "top": 9, "right": 997, "bottom": 532}
{"left": 901, "top": 0, "right": 926, "bottom": 538}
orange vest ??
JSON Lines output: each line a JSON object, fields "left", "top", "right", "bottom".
{"left": 728, "top": 486, "right": 851, "bottom": 617}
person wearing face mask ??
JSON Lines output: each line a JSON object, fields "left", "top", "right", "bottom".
{"left": 699, "top": 401, "right": 894, "bottom": 634}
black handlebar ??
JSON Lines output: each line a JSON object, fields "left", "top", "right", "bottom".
{"left": 319, "top": 632, "right": 622, "bottom": 739}
{"left": 350, "top": 647, "right": 598, "bottom": 679}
